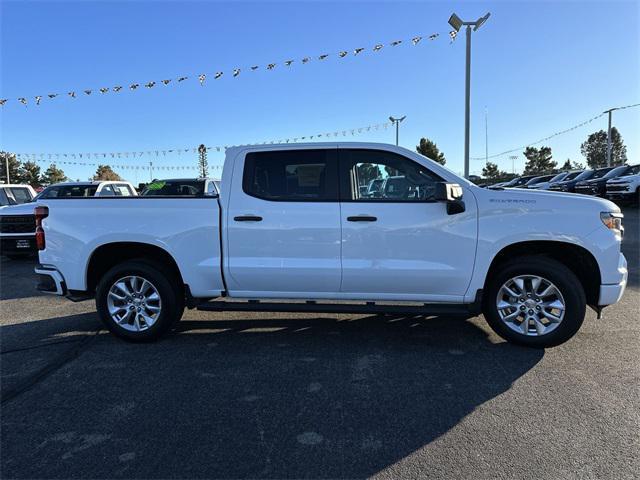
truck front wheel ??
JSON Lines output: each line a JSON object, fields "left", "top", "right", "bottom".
{"left": 96, "top": 260, "right": 184, "bottom": 341}
{"left": 483, "top": 256, "right": 586, "bottom": 348}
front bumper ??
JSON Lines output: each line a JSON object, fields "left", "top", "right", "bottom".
{"left": 0, "top": 235, "right": 36, "bottom": 255}
{"left": 35, "top": 264, "right": 67, "bottom": 295}
{"left": 598, "top": 253, "right": 627, "bottom": 306}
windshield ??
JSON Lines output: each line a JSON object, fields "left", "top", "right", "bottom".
{"left": 563, "top": 171, "right": 582, "bottom": 181}
{"left": 590, "top": 167, "right": 614, "bottom": 180}
{"left": 549, "top": 172, "right": 567, "bottom": 182}
{"left": 36, "top": 185, "right": 98, "bottom": 199}
{"left": 573, "top": 170, "right": 594, "bottom": 181}
{"left": 619, "top": 165, "right": 640, "bottom": 177}
{"left": 142, "top": 179, "right": 205, "bottom": 196}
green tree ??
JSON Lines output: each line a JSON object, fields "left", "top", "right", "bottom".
{"left": 523, "top": 146, "right": 556, "bottom": 175}
{"left": 198, "top": 144, "right": 208, "bottom": 177}
{"left": 482, "top": 162, "right": 508, "bottom": 181}
{"left": 17, "top": 161, "right": 42, "bottom": 188}
{"left": 416, "top": 138, "right": 446, "bottom": 165}
{"left": 580, "top": 128, "right": 627, "bottom": 168}
{"left": 92, "top": 165, "right": 122, "bottom": 181}
{"left": 42, "top": 164, "right": 69, "bottom": 185}
{"left": 357, "top": 163, "right": 383, "bottom": 186}
{"left": 560, "top": 159, "right": 585, "bottom": 171}
{"left": 0, "top": 151, "right": 21, "bottom": 184}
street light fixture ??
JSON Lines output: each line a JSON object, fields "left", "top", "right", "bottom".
{"left": 449, "top": 11, "right": 491, "bottom": 179}
{"left": 389, "top": 115, "right": 406, "bottom": 146}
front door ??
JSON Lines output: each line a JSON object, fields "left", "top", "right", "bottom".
{"left": 225, "top": 148, "right": 342, "bottom": 297}
{"left": 338, "top": 148, "right": 477, "bottom": 302}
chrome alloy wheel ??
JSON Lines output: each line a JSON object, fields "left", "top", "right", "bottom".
{"left": 107, "top": 276, "right": 162, "bottom": 332}
{"left": 496, "top": 275, "right": 566, "bottom": 336}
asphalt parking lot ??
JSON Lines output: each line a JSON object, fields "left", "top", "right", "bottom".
{"left": 1, "top": 207, "right": 638, "bottom": 479}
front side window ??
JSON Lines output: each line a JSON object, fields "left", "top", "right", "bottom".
{"left": 243, "top": 150, "right": 338, "bottom": 201}
{"left": 113, "top": 184, "right": 134, "bottom": 196}
{"left": 99, "top": 185, "right": 115, "bottom": 196}
{"left": 620, "top": 165, "right": 640, "bottom": 177}
{"left": 340, "top": 149, "right": 442, "bottom": 202}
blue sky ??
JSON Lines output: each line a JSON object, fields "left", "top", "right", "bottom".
{"left": 1, "top": 0, "right": 638, "bottom": 183}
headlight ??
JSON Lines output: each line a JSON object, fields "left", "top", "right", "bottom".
{"left": 600, "top": 212, "right": 623, "bottom": 235}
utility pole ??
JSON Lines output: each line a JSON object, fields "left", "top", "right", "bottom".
{"left": 5, "top": 156, "right": 9, "bottom": 184}
{"left": 604, "top": 107, "right": 619, "bottom": 167}
{"left": 509, "top": 155, "right": 518, "bottom": 174}
{"left": 485, "top": 107, "right": 488, "bottom": 165}
{"left": 388, "top": 116, "right": 406, "bottom": 146}
{"left": 448, "top": 12, "right": 491, "bottom": 179}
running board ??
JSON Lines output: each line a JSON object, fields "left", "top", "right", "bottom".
{"left": 197, "top": 297, "right": 481, "bottom": 317}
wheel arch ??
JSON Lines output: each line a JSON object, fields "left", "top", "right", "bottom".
{"left": 86, "top": 241, "right": 184, "bottom": 294}
{"left": 484, "top": 240, "right": 601, "bottom": 306}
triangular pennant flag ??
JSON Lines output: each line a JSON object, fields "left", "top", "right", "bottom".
{"left": 144, "top": 81, "right": 155, "bottom": 88}
{"left": 412, "top": 36, "right": 423, "bottom": 45}
{"left": 449, "top": 30, "right": 457, "bottom": 42}
{"left": 428, "top": 33, "right": 439, "bottom": 40}
{"left": 390, "top": 40, "right": 402, "bottom": 46}
{"left": 113, "top": 86, "right": 123, "bottom": 92}
{"left": 99, "top": 87, "right": 109, "bottom": 94}
{"left": 233, "top": 68, "right": 241, "bottom": 77}
{"left": 161, "top": 79, "right": 171, "bottom": 85}
{"left": 318, "top": 54, "right": 328, "bottom": 60}
{"left": 35, "top": 96, "right": 42, "bottom": 105}
{"left": 130, "top": 83, "right": 139, "bottom": 90}
{"left": 48, "top": 93, "right": 58, "bottom": 98}
{"left": 267, "top": 63, "right": 276, "bottom": 70}
{"left": 251, "top": 65, "right": 259, "bottom": 70}
{"left": 338, "top": 51, "right": 348, "bottom": 58}
{"left": 198, "top": 74, "right": 206, "bottom": 85}
{"left": 177, "top": 76, "right": 188, "bottom": 82}
{"left": 354, "top": 47, "right": 364, "bottom": 55}
{"left": 84, "top": 89, "right": 92, "bottom": 95}
{"left": 68, "top": 91, "right": 76, "bottom": 98}
{"left": 302, "top": 57, "right": 310, "bottom": 63}
{"left": 373, "top": 44, "right": 383, "bottom": 52}
{"left": 18, "top": 97, "right": 27, "bottom": 105}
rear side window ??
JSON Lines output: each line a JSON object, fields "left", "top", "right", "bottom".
{"left": 113, "top": 184, "right": 134, "bottom": 196}
{"left": 243, "top": 150, "right": 338, "bottom": 201}
{"left": 8, "top": 187, "right": 33, "bottom": 204}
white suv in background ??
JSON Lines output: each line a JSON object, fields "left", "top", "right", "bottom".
{"left": 0, "top": 181, "right": 137, "bottom": 258}
{"left": 606, "top": 164, "right": 640, "bottom": 204}
{"left": 0, "top": 184, "right": 37, "bottom": 207}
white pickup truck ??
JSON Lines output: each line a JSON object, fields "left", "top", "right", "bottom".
{"left": 34, "top": 143, "right": 628, "bottom": 348}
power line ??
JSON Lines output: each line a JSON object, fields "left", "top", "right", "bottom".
{"left": 472, "top": 102, "right": 640, "bottom": 161}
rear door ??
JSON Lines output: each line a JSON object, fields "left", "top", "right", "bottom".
{"left": 225, "top": 148, "right": 342, "bottom": 297}
{"left": 338, "top": 148, "right": 477, "bottom": 301}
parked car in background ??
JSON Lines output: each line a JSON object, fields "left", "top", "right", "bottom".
{"left": 0, "top": 184, "right": 36, "bottom": 207}
{"left": 141, "top": 178, "right": 219, "bottom": 196}
{"left": 574, "top": 165, "right": 632, "bottom": 197}
{"left": 548, "top": 169, "right": 595, "bottom": 193}
{"left": 0, "top": 181, "right": 137, "bottom": 258}
{"left": 606, "top": 164, "right": 640, "bottom": 204}
{"left": 524, "top": 174, "right": 556, "bottom": 189}
{"left": 503, "top": 175, "right": 538, "bottom": 188}
{"left": 34, "top": 142, "right": 627, "bottom": 348}
{"left": 527, "top": 171, "right": 573, "bottom": 190}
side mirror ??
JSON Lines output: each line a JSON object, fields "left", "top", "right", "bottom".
{"left": 435, "top": 182, "right": 465, "bottom": 215}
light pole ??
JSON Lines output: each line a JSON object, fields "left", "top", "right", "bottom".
{"left": 389, "top": 115, "right": 406, "bottom": 146}
{"left": 603, "top": 107, "right": 619, "bottom": 167}
{"left": 509, "top": 155, "right": 518, "bottom": 174}
{"left": 448, "top": 12, "right": 491, "bottom": 179}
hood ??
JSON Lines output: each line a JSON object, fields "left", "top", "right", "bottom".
{"left": 608, "top": 174, "right": 639, "bottom": 184}
{"left": 474, "top": 185, "right": 620, "bottom": 213}
{"left": 0, "top": 202, "right": 37, "bottom": 215}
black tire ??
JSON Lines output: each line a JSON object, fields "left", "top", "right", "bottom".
{"left": 482, "top": 256, "right": 586, "bottom": 348}
{"left": 96, "top": 259, "right": 185, "bottom": 342}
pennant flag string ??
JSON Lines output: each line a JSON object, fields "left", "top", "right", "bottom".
{"left": 13, "top": 120, "right": 393, "bottom": 167}
{"left": 470, "top": 102, "right": 640, "bottom": 161}
{"left": 1, "top": 31, "right": 449, "bottom": 108}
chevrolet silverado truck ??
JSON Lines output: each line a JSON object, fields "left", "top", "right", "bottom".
{"left": 34, "top": 143, "right": 628, "bottom": 347}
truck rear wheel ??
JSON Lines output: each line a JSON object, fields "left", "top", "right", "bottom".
{"left": 483, "top": 256, "right": 586, "bottom": 348}
{"left": 96, "top": 260, "right": 184, "bottom": 341}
